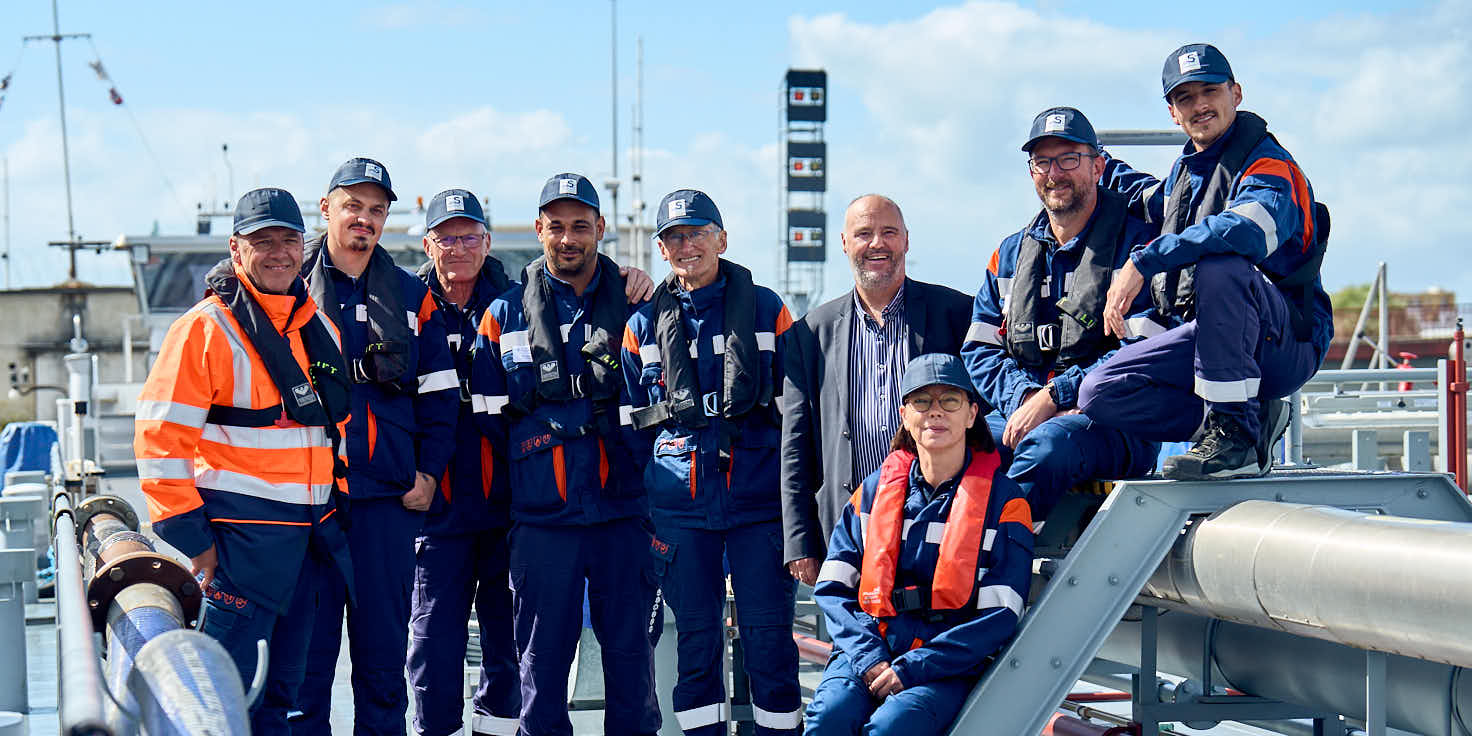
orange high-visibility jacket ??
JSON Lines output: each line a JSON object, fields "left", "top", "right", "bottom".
{"left": 134, "top": 263, "right": 351, "bottom": 613}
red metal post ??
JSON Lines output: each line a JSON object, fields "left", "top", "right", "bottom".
{"left": 1451, "top": 319, "right": 1468, "bottom": 492}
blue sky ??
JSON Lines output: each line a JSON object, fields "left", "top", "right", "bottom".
{"left": 0, "top": 0, "right": 1462, "bottom": 308}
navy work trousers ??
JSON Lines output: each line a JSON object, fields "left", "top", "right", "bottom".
{"left": 294, "top": 497, "right": 423, "bottom": 736}
{"left": 984, "top": 412, "right": 1158, "bottom": 520}
{"left": 1080, "top": 255, "right": 1323, "bottom": 440}
{"left": 654, "top": 521, "right": 801, "bottom": 735}
{"left": 408, "top": 529, "right": 520, "bottom": 736}
{"left": 803, "top": 651, "right": 973, "bottom": 736}
{"left": 201, "top": 547, "right": 326, "bottom": 736}
{"left": 509, "top": 518, "right": 661, "bottom": 736}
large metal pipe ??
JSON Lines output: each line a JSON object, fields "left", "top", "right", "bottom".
{"left": 126, "top": 629, "right": 249, "bottom": 735}
{"left": 1098, "top": 610, "right": 1472, "bottom": 736}
{"left": 1142, "top": 500, "right": 1472, "bottom": 667}
{"left": 105, "top": 583, "right": 184, "bottom": 735}
{"left": 52, "top": 494, "right": 111, "bottom": 736}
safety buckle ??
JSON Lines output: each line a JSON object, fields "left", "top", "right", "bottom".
{"left": 459, "top": 378, "right": 472, "bottom": 403}
{"left": 568, "top": 373, "right": 587, "bottom": 399}
{"left": 891, "top": 585, "right": 928, "bottom": 613}
{"left": 702, "top": 391, "right": 719, "bottom": 417}
{"left": 349, "top": 358, "right": 371, "bottom": 384}
{"left": 1037, "top": 323, "right": 1060, "bottom": 352}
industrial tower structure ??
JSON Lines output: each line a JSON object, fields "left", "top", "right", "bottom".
{"left": 780, "top": 69, "right": 827, "bottom": 315}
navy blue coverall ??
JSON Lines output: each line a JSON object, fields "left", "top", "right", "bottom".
{"left": 622, "top": 272, "right": 803, "bottom": 735}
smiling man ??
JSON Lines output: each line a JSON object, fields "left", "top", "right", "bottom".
{"left": 959, "top": 107, "right": 1160, "bottom": 522}
{"left": 1080, "top": 43, "right": 1332, "bottom": 481}
{"left": 779, "top": 194, "right": 973, "bottom": 585}
{"left": 622, "top": 190, "right": 802, "bottom": 736}
{"left": 293, "top": 158, "right": 460, "bottom": 735}
{"left": 135, "top": 187, "right": 353, "bottom": 735}
{"left": 469, "top": 173, "right": 659, "bottom": 736}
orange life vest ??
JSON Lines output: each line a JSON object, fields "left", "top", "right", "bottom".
{"left": 857, "top": 449, "right": 1000, "bottom": 618}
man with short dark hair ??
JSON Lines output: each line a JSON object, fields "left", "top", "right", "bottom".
{"left": 961, "top": 107, "right": 1160, "bottom": 520}
{"left": 780, "top": 194, "right": 973, "bottom": 585}
{"left": 470, "top": 173, "right": 659, "bottom": 736}
{"left": 1081, "top": 44, "right": 1331, "bottom": 480}
{"left": 136, "top": 187, "right": 353, "bottom": 735}
{"left": 294, "top": 157, "right": 460, "bottom": 735}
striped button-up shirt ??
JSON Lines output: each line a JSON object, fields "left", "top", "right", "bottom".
{"left": 848, "top": 283, "right": 910, "bottom": 486}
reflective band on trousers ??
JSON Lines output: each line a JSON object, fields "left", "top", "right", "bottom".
{"left": 471, "top": 713, "right": 518, "bottom": 735}
{"left": 1194, "top": 375, "right": 1261, "bottom": 403}
{"left": 675, "top": 702, "right": 729, "bottom": 730}
{"left": 752, "top": 704, "right": 803, "bottom": 730}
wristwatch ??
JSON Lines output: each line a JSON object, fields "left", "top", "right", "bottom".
{"left": 1045, "top": 381, "right": 1062, "bottom": 406}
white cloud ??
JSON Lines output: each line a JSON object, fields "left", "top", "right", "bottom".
{"left": 788, "top": 0, "right": 1472, "bottom": 301}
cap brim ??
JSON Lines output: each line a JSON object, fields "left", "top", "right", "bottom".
{"left": 538, "top": 194, "right": 601, "bottom": 213}
{"left": 333, "top": 177, "right": 398, "bottom": 201}
{"left": 236, "top": 218, "right": 306, "bottom": 236}
{"left": 1021, "top": 132, "right": 1095, "bottom": 152}
{"left": 1165, "top": 72, "right": 1232, "bottom": 98}
{"left": 426, "top": 212, "right": 487, "bottom": 230}
{"left": 655, "top": 217, "right": 715, "bottom": 237}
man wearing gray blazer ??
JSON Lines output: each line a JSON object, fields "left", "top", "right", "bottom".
{"left": 779, "top": 194, "right": 975, "bottom": 584}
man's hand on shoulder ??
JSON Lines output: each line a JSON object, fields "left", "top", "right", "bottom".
{"left": 620, "top": 266, "right": 656, "bottom": 303}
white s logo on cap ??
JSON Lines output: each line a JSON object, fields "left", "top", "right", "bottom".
{"left": 1045, "top": 114, "right": 1066, "bottom": 132}
{"left": 446, "top": 195, "right": 464, "bottom": 212}
{"left": 1178, "top": 51, "right": 1202, "bottom": 73}
{"left": 364, "top": 163, "right": 383, "bottom": 181}
{"left": 558, "top": 178, "right": 578, "bottom": 195}
{"left": 668, "top": 199, "right": 688, "bottom": 218}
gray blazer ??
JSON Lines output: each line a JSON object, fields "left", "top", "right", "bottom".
{"left": 778, "top": 277, "right": 974, "bottom": 564}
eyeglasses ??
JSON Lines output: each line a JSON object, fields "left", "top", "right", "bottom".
{"left": 904, "top": 393, "right": 967, "bottom": 412}
{"left": 1027, "top": 152, "right": 1099, "bottom": 175}
{"left": 428, "top": 233, "right": 485, "bottom": 251}
{"left": 659, "top": 227, "right": 718, "bottom": 247}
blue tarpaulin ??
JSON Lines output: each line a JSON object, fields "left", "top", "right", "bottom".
{"left": 1, "top": 421, "right": 59, "bottom": 479}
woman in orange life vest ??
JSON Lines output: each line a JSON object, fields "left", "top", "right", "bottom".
{"left": 803, "top": 353, "right": 1034, "bottom": 736}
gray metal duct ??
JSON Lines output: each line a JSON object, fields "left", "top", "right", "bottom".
{"left": 1098, "top": 610, "right": 1472, "bottom": 736}
{"left": 1142, "top": 500, "right": 1472, "bottom": 668}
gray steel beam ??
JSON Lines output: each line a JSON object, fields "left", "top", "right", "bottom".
{"left": 949, "top": 471, "right": 1472, "bottom": 735}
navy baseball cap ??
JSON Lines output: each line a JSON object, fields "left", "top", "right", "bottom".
{"left": 538, "top": 173, "right": 600, "bottom": 212}
{"left": 328, "top": 157, "right": 397, "bottom": 202}
{"left": 1162, "top": 43, "right": 1234, "bottom": 99}
{"left": 1022, "top": 106, "right": 1098, "bottom": 153}
{"left": 233, "top": 187, "right": 305, "bottom": 236}
{"left": 900, "top": 353, "right": 979, "bottom": 402}
{"left": 426, "top": 189, "right": 487, "bottom": 230}
{"left": 655, "top": 189, "right": 723, "bottom": 237}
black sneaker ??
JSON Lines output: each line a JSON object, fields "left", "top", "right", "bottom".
{"left": 1256, "top": 398, "right": 1291, "bottom": 473}
{"left": 1162, "top": 412, "right": 1263, "bottom": 480}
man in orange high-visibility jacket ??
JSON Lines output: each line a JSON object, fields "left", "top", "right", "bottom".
{"left": 134, "top": 187, "right": 354, "bottom": 736}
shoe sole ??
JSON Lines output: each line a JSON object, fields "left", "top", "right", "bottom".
{"left": 1162, "top": 457, "right": 1264, "bottom": 482}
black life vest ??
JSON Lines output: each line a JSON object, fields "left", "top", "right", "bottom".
{"left": 418, "top": 257, "right": 513, "bottom": 403}
{"left": 630, "top": 261, "right": 775, "bottom": 467}
{"left": 203, "top": 259, "right": 351, "bottom": 482}
{"left": 303, "top": 236, "right": 416, "bottom": 393}
{"left": 1151, "top": 111, "right": 1330, "bottom": 341}
{"left": 1005, "top": 188, "right": 1128, "bottom": 370}
{"left": 511, "top": 254, "right": 629, "bottom": 437}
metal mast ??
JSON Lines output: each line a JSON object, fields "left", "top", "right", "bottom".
{"left": 629, "top": 36, "right": 647, "bottom": 272}
{"left": 605, "top": 0, "right": 621, "bottom": 261}
{"left": 780, "top": 70, "right": 828, "bottom": 315}
{"left": 22, "top": 0, "right": 91, "bottom": 280}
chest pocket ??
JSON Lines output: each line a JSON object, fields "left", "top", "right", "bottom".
{"left": 508, "top": 428, "right": 567, "bottom": 512}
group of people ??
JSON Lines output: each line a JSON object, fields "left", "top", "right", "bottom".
{"left": 133, "top": 42, "right": 1330, "bottom": 736}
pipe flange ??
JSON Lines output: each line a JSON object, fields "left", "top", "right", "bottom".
{"left": 73, "top": 495, "right": 138, "bottom": 541}
{"left": 85, "top": 550, "right": 202, "bottom": 636}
